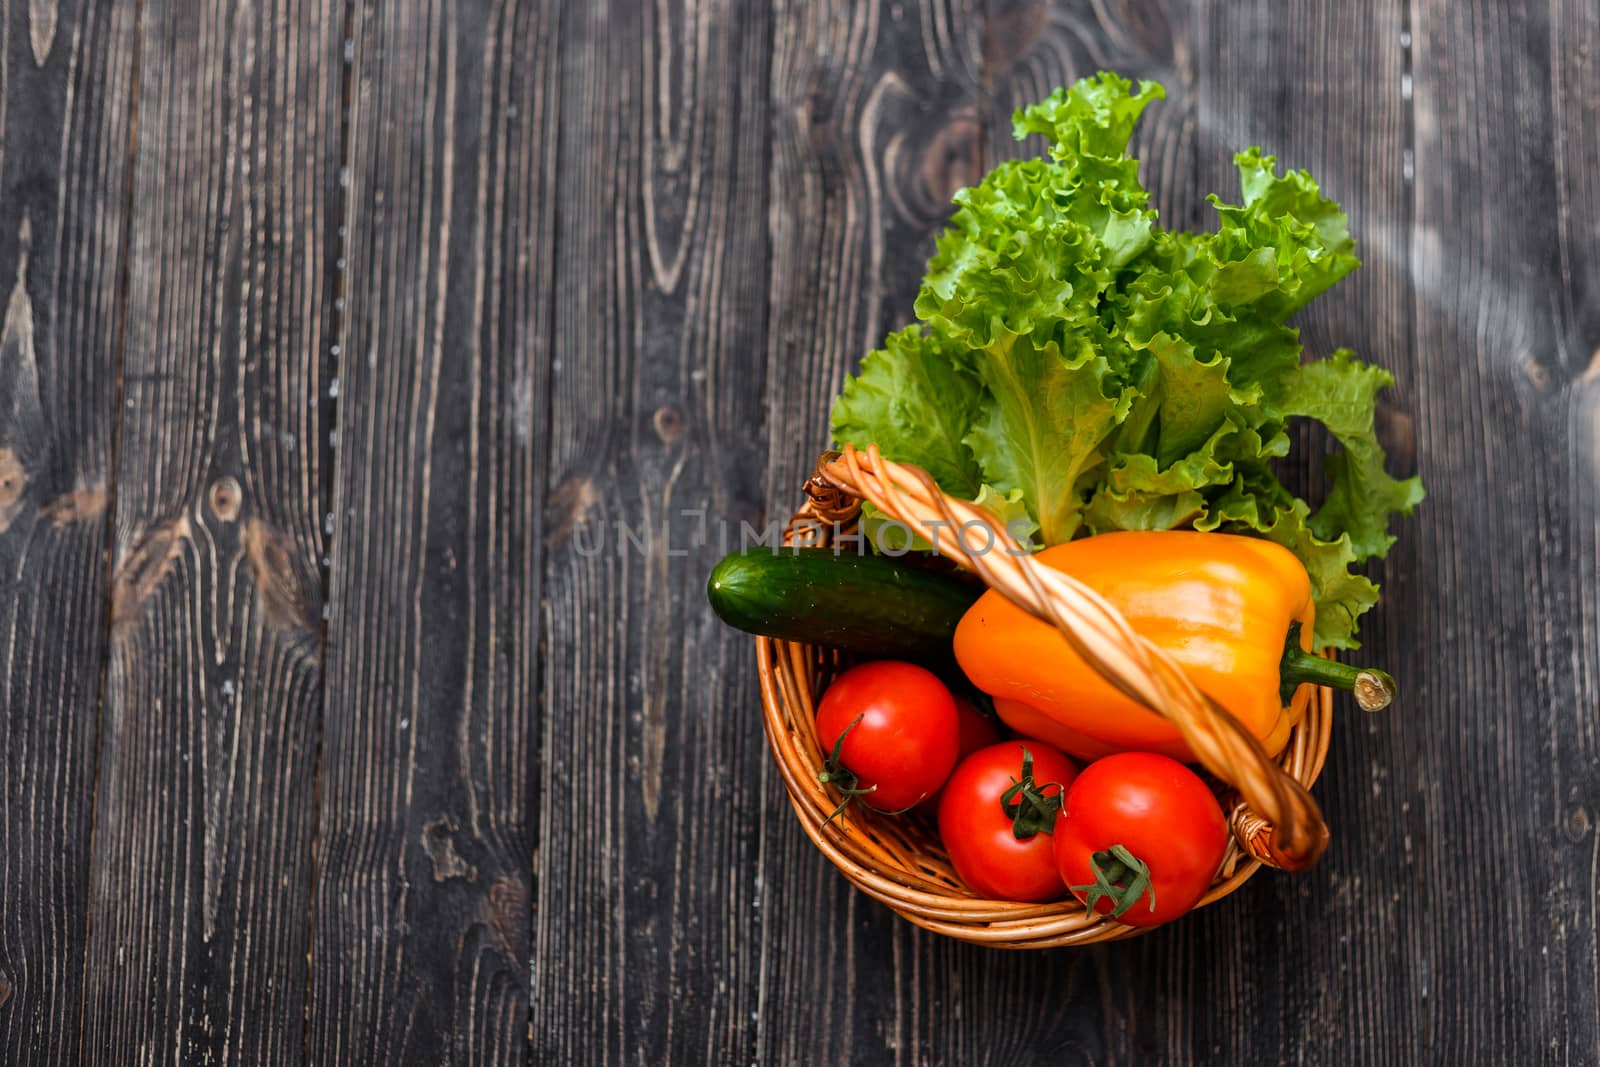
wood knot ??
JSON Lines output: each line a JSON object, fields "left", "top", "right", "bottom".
{"left": 209, "top": 477, "right": 242, "bottom": 522}
{"left": 1522, "top": 357, "right": 1552, "bottom": 391}
{"left": 111, "top": 516, "right": 192, "bottom": 630}
{"left": 983, "top": 0, "right": 1049, "bottom": 76}
{"left": 43, "top": 484, "right": 107, "bottom": 526}
{"left": 0, "top": 450, "right": 21, "bottom": 498}
{"left": 1565, "top": 804, "right": 1591, "bottom": 843}
{"left": 652, "top": 405, "right": 683, "bottom": 445}
{"left": 243, "top": 517, "right": 320, "bottom": 642}
{"left": 917, "top": 112, "right": 982, "bottom": 209}
{"left": 1375, "top": 405, "right": 1416, "bottom": 472}
{"left": 548, "top": 477, "right": 599, "bottom": 549}
{"left": 0, "top": 448, "right": 25, "bottom": 532}
{"left": 422, "top": 816, "right": 478, "bottom": 883}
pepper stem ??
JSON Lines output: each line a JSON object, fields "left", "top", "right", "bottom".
{"left": 1279, "top": 622, "right": 1396, "bottom": 712}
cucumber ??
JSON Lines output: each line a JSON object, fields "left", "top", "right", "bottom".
{"left": 706, "top": 548, "right": 982, "bottom": 663}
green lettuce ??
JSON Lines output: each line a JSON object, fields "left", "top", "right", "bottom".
{"left": 828, "top": 72, "right": 1422, "bottom": 649}
{"left": 1274, "top": 350, "right": 1426, "bottom": 562}
{"left": 830, "top": 326, "right": 985, "bottom": 498}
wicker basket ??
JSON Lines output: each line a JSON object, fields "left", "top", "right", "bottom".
{"left": 756, "top": 445, "right": 1338, "bottom": 948}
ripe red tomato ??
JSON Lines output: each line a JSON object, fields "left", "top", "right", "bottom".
{"left": 1053, "top": 752, "right": 1228, "bottom": 926}
{"left": 914, "top": 696, "right": 1006, "bottom": 814}
{"left": 814, "top": 661, "right": 960, "bottom": 812}
{"left": 952, "top": 697, "right": 1004, "bottom": 758}
{"left": 937, "top": 741, "right": 1079, "bottom": 902}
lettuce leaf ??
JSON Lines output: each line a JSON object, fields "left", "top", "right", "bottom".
{"left": 1206, "top": 490, "right": 1381, "bottom": 651}
{"left": 829, "top": 72, "right": 1421, "bottom": 647}
{"left": 830, "top": 326, "right": 984, "bottom": 498}
{"left": 909, "top": 74, "right": 1161, "bottom": 542}
{"left": 1255, "top": 504, "right": 1381, "bottom": 652}
{"left": 963, "top": 335, "right": 1126, "bottom": 543}
{"left": 1274, "top": 349, "right": 1426, "bottom": 561}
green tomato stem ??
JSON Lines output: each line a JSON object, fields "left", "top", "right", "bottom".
{"left": 998, "top": 747, "right": 1064, "bottom": 840}
{"left": 1070, "top": 844, "right": 1156, "bottom": 920}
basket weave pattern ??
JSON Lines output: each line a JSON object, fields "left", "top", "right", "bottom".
{"left": 756, "top": 446, "right": 1336, "bottom": 947}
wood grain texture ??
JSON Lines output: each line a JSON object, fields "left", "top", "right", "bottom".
{"left": 766, "top": 0, "right": 983, "bottom": 504}
{"left": 0, "top": 1, "right": 1596, "bottom": 1061}
{"left": 78, "top": 0, "right": 340, "bottom": 1061}
{"left": 1402, "top": 0, "right": 1600, "bottom": 1061}
{"left": 530, "top": 1, "right": 773, "bottom": 1062}
{"left": 0, "top": 0, "right": 135, "bottom": 1060}
{"left": 1552, "top": 0, "right": 1600, "bottom": 1057}
{"left": 1159, "top": 1, "right": 1430, "bottom": 1063}
{"left": 310, "top": 0, "right": 550, "bottom": 1061}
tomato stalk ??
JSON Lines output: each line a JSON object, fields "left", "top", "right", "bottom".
{"left": 1278, "top": 622, "right": 1396, "bottom": 712}
{"left": 997, "top": 747, "right": 1064, "bottom": 840}
{"left": 1070, "top": 844, "right": 1157, "bottom": 920}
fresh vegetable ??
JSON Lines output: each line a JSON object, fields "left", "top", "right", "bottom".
{"left": 815, "top": 661, "right": 961, "bottom": 813}
{"left": 951, "top": 697, "right": 1004, "bottom": 759}
{"left": 938, "top": 741, "right": 1079, "bottom": 902}
{"left": 954, "top": 529, "right": 1395, "bottom": 763}
{"left": 707, "top": 548, "right": 981, "bottom": 664}
{"left": 829, "top": 73, "right": 1423, "bottom": 650}
{"left": 914, "top": 697, "right": 1005, "bottom": 815}
{"left": 1054, "top": 752, "right": 1228, "bottom": 926}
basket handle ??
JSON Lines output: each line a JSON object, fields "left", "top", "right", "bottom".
{"left": 818, "top": 445, "right": 1330, "bottom": 871}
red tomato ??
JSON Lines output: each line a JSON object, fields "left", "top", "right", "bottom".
{"left": 937, "top": 741, "right": 1079, "bottom": 901}
{"left": 1053, "top": 752, "right": 1228, "bottom": 926}
{"left": 914, "top": 697, "right": 1006, "bottom": 814}
{"left": 814, "top": 661, "right": 960, "bottom": 812}
{"left": 952, "top": 697, "right": 1004, "bottom": 758}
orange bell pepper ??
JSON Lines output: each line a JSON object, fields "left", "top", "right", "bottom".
{"left": 952, "top": 530, "right": 1395, "bottom": 763}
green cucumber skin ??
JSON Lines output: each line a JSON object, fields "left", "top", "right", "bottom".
{"left": 706, "top": 548, "right": 981, "bottom": 662}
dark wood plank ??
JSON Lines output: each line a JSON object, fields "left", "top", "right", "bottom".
{"left": 0, "top": 0, "right": 136, "bottom": 1059}
{"left": 761, "top": 3, "right": 1001, "bottom": 1065}
{"left": 529, "top": 1, "right": 773, "bottom": 1062}
{"left": 309, "top": 1, "right": 552, "bottom": 1060}
{"left": 1166, "top": 1, "right": 1429, "bottom": 1063}
{"left": 78, "top": 0, "right": 341, "bottom": 1061}
{"left": 976, "top": 5, "right": 1259, "bottom": 1063}
{"left": 766, "top": 0, "right": 983, "bottom": 501}
{"left": 1398, "top": 0, "right": 1599, "bottom": 1061}
{"left": 1550, "top": 0, "right": 1600, "bottom": 1056}
{"left": 759, "top": 4, "right": 1235, "bottom": 1064}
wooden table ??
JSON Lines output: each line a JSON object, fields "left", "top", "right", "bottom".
{"left": 0, "top": 0, "right": 1595, "bottom": 1062}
